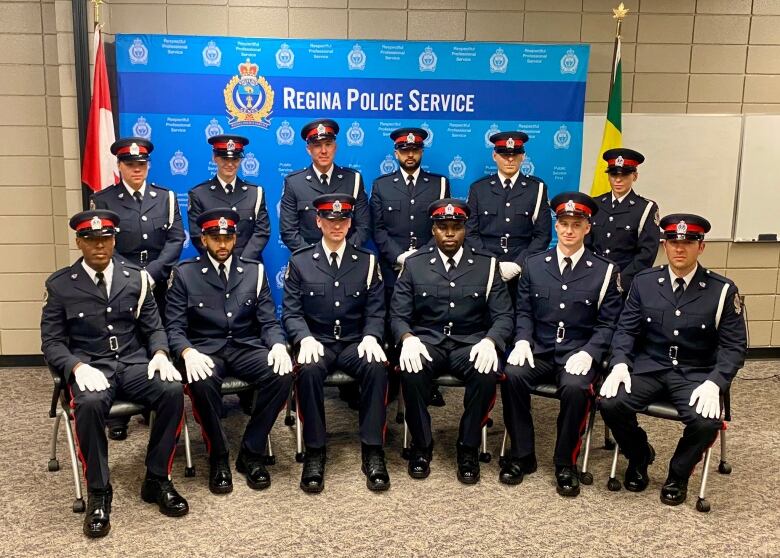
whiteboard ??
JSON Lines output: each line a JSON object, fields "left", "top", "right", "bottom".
{"left": 734, "top": 115, "right": 780, "bottom": 242}
{"left": 579, "top": 113, "right": 742, "bottom": 241}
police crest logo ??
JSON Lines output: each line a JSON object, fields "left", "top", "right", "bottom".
{"left": 333, "top": 200, "right": 342, "bottom": 213}
{"left": 129, "top": 143, "right": 140, "bottom": 156}
{"left": 448, "top": 155, "right": 466, "bottom": 179}
{"left": 277, "top": 264, "right": 289, "bottom": 288}
{"left": 347, "top": 44, "right": 366, "bottom": 71}
{"left": 129, "top": 38, "right": 148, "bottom": 65}
{"left": 276, "top": 121, "right": 295, "bottom": 146}
{"left": 167, "top": 269, "right": 176, "bottom": 290}
{"left": 445, "top": 204, "right": 455, "bottom": 216}
{"left": 241, "top": 153, "right": 260, "bottom": 177}
{"left": 223, "top": 59, "right": 275, "bottom": 129}
{"left": 346, "top": 122, "right": 365, "bottom": 147}
{"left": 484, "top": 123, "right": 500, "bottom": 148}
{"left": 554, "top": 125, "right": 571, "bottom": 150}
{"left": 380, "top": 154, "right": 398, "bottom": 175}
{"left": 506, "top": 137, "right": 515, "bottom": 150}
{"left": 41, "top": 288, "right": 48, "bottom": 307}
{"left": 406, "top": 132, "right": 416, "bottom": 144}
{"left": 275, "top": 43, "right": 294, "bottom": 70}
{"left": 133, "top": 116, "right": 152, "bottom": 139}
{"left": 419, "top": 46, "right": 438, "bottom": 72}
{"left": 565, "top": 200, "right": 575, "bottom": 213}
{"left": 676, "top": 221, "right": 688, "bottom": 235}
{"left": 90, "top": 216, "right": 102, "bottom": 230}
{"left": 169, "top": 150, "right": 189, "bottom": 176}
{"left": 204, "top": 118, "right": 224, "bottom": 139}
{"left": 615, "top": 155, "right": 625, "bottom": 167}
{"left": 734, "top": 295, "right": 743, "bottom": 315}
{"left": 520, "top": 156, "right": 535, "bottom": 176}
{"left": 202, "top": 40, "right": 222, "bottom": 67}
{"left": 421, "top": 122, "right": 434, "bottom": 147}
{"left": 560, "top": 48, "right": 579, "bottom": 74}
{"left": 489, "top": 48, "right": 508, "bottom": 74}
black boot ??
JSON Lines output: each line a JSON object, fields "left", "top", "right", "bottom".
{"left": 83, "top": 484, "right": 112, "bottom": 538}
{"left": 361, "top": 444, "right": 390, "bottom": 492}
{"left": 141, "top": 473, "right": 189, "bottom": 517}
{"left": 456, "top": 443, "right": 480, "bottom": 485}
{"left": 209, "top": 455, "right": 233, "bottom": 495}
{"left": 499, "top": 454, "right": 538, "bottom": 485}
{"left": 300, "top": 447, "right": 326, "bottom": 493}
{"left": 555, "top": 464, "right": 581, "bottom": 498}
{"left": 660, "top": 472, "right": 689, "bottom": 506}
{"left": 236, "top": 449, "right": 271, "bottom": 490}
{"left": 407, "top": 443, "right": 433, "bottom": 480}
{"left": 624, "top": 444, "right": 655, "bottom": 493}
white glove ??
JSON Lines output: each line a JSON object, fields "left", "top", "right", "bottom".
{"left": 147, "top": 351, "right": 182, "bottom": 383}
{"left": 564, "top": 350, "right": 593, "bottom": 376}
{"left": 74, "top": 363, "right": 110, "bottom": 392}
{"left": 469, "top": 338, "right": 498, "bottom": 374}
{"left": 183, "top": 348, "right": 214, "bottom": 383}
{"left": 396, "top": 249, "right": 417, "bottom": 266}
{"left": 507, "top": 340, "right": 535, "bottom": 368}
{"left": 357, "top": 335, "right": 387, "bottom": 364}
{"left": 689, "top": 380, "right": 721, "bottom": 419}
{"left": 268, "top": 343, "right": 293, "bottom": 375}
{"left": 499, "top": 261, "right": 522, "bottom": 282}
{"left": 399, "top": 335, "right": 432, "bottom": 373}
{"left": 298, "top": 336, "right": 324, "bottom": 365}
{"left": 600, "top": 363, "right": 632, "bottom": 398}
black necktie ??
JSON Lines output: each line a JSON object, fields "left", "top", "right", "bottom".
{"left": 407, "top": 174, "right": 415, "bottom": 194}
{"left": 504, "top": 178, "right": 512, "bottom": 190}
{"left": 674, "top": 277, "right": 685, "bottom": 303}
{"left": 330, "top": 252, "right": 339, "bottom": 273}
{"left": 612, "top": 199, "right": 619, "bottom": 210}
{"left": 447, "top": 257, "right": 456, "bottom": 276}
{"left": 562, "top": 257, "right": 573, "bottom": 280}
{"left": 95, "top": 271, "right": 108, "bottom": 299}
{"left": 321, "top": 173, "right": 329, "bottom": 189}
{"left": 218, "top": 263, "right": 228, "bottom": 287}
{"left": 225, "top": 183, "right": 234, "bottom": 195}
{"left": 133, "top": 191, "right": 143, "bottom": 204}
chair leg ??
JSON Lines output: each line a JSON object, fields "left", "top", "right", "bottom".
{"left": 479, "top": 423, "right": 491, "bottom": 463}
{"left": 579, "top": 405, "right": 596, "bottom": 485}
{"left": 148, "top": 410, "right": 156, "bottom": 431}
{"left": 606, "top": 441, "right": 621, "bottom": 492}
{"left": 62, "top": 409, "right": 85, "bottom": 512}
{"left": 294, "top": 409, "right": 304, "bottom": 463}
{"left": 696, "top": 445, "right": 714, "bottom": 513}
{"left": 401, "top": 420, "right": 410, "bottom": 460}
{"left": 48, "top": 412, "right": 63, "bottom": 472}
{"left": 183, "top": 412, "right": 195, "bottom": 477}
{"left": 264, "top": 434, "right": 276, "bottom": 465}
{"left": 284, "top": 384, "right": 295, "bottom": 427}
{"left": 718, "top": 427, "right": 732, "bottom": 474}
{"left": 498, "top": 429, "right": 508, "bottom": 467}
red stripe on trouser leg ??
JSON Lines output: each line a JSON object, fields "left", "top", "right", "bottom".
{"left": 382, "top": 382, "right": 389, "bottom": 446}
{"left": 167, "top": 408, "right": 185, "bottom": 476}
{"left": 569, "top": 383, "right": 594, "bottom": 466}
{"left": 184, "top": 384, "right": 212, "bottom": 455}
{"left": 688, "top": 419, "right": 724, "bottom": 477}
{"left": 68, "top": 385, "right": 90, "bottom": 484}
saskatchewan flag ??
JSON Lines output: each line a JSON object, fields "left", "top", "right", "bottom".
{"left": 590, "top": 37, "right": 622, "bottom": 197}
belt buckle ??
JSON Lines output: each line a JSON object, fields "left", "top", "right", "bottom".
{"left": 333, "top": 325, "right": 341, "bottom": 339}
{"left": 109, "top": 336, "right": 119, "bottom": 351}
{"left": 668, "top": 345, "right": 678, "bottom": 360}
{"left": 556, "top": 326, "right": 565, "bottom": 343}
{"left": 443, "top": 325, "right": 452, "bottom": 336}
{"left": 500, "top": 236, "right": 508, "bottom": 249}
{"left": 409, "top": 236, "right": 417, "bottom": 250}
{"left": 140, "top": 250, "right": 148, "bottom": 263}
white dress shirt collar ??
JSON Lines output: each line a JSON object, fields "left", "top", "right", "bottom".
{"left": 497, "top": 170, "right": 521, "bottom": 189}
{"left": 216, "top": 174, "right": 237, "bottom": 194}
{"left": 123, "top": 181, "right": 146, "bottom": 199}
{"left": 669, "top": 264, "right": 698, "bottom": 289}
{"left": 438, "top": 247, "right": 464, "bottom": 270}
{"left": 321, "top": 240, "right": 347, "bottom": 268}
{"left": 207, "top": 253, "right": 232, "bottom": 281}
{"left": 556, "top": 245, "right": 585, "bottom": 275}
{"left": 404, "top": 168, "right": 421, "bottom": 185}
{"left": 81, "top": 260, "right": 114, "bottom": 297}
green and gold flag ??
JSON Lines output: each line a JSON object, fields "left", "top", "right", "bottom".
{"left": 590, "top": 36, "right": 622, "bottom": 197}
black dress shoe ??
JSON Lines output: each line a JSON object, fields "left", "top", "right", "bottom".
{"left": 141, "top": 476, "right": 189, "bottom": 517}
{"left": 429, "top": 387, "right": 446, "bottom": 407}
{"left": 555, "top": 465, "right": 581, "bottom": 497}
{"left": 456, "top": 444, "right": 480, "bottom": 485}
{"left": 108, "top": 425, "right": 128, "bottom": 441}
{"left": 236, "top": 450, "right": 271, "bottom": 490}
{"left": 209, "top": 456, "right": 233, "bottom": 495}
{"left": 660, "top": 473, "right": 689, "bottom": 506}
{"left": 408, "top": 444, "right": 432, "bottom": 479}
{"left": 83, "top": 485, "right": 112, "bottom": 538}
{"left": 624, "top": 444, "right": 655, "bottom": 493}
{"left": 499, "top": 454, "right": 538, "bottom": 485}
{"left": 300, "top": 448, "right": 326, "bottom": 493}
{"left": 361, "top": 445, "right": 390, "bottom": 491}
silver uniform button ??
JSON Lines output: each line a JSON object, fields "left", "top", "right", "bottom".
{"left": 675, "top": 310, "right": 681, "bottom": 316}
{"left": 606, "top": 232, "right": 611, "bottom": 238}
{"left": 449, "top": 301, "right": 455, "bottom": 308}
{"left": 142, "top": 233, "right": 148, "bottom": 239}
{"left": 609, "top": 216, "right": 614, "bottom": 222}
{"left": 562, "top": 285, "right": 567, "bottom": 290}
{"left": 335, "top": 301, "right": 340, "bottom": 307}
{"left": 410, "top": 199, "right": 415, "bottom": 205}
{"left": 559, "top": 303, "right": 565, "bottom": 309}
{"left": 505, "top": 218, "right": 510, "bottom": 222}
{"left": 334, "top": 281, "right": 340, "bottom": 287}
{"left": 605, "top": 249, "right": 611, "bottom": 254}
{"left": 227, "top": 312, "right": 232, "bottom": 317}
{"left": 450, "top": 282, "right": 455, "bottom": 287}
{"left": 673, "top": 330, "right": 679, "bottom": 336}
{"left": 309, "top": 292, "right": 314, "bottom": 296}
{"left": 141, "top": 215, "right": 148, "bottom": 221}
{"left": 410, "top": 215, "right": 414, "bottom": 220}
{"left": 198, "top": 302, "right": 203, "bottom": 308}
{"left": 647, "top": 317, "right": 651, "bottom": 322}
{"left": 107, "top": 325, "right": 113, "bottom": 331}
{"left": 335, "top": 319, "right": 341, "bottom": 325}
{"left": 558, "top": 321, "right": 564, "bottom": 326}
{"left": 225, "top": 293, "right": 230, "bottom": 299}
{"left": 505, "top": 202, "right": 510, "bottom": 207}
{"left": 672, "top": 359, "right": 678, "bottom": 366}
{"left": 106, "top": 307, "right": 112, "bottom": 313}
{"left": 232, "top": 206, "right": 237, "bottom": 211}
{"left": 78, "top": 312, "right": 84, "bottom": 318}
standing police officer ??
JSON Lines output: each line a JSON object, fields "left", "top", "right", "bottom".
{"left": 501, "top": 192, "right": 622, "bottom": 497}
{"left": 166, "top": 208, "right": 293, "bottom": 494}
{"left": 283, "top": 194, "right": 389, "bottom": 493}
{"left": 600, "top": 214, "right": 746, "bottom": 506}
{"left": 279, "top": 119, "right": 371, "bottom": 252}
{"left": 188, "top": 135, "right": 271, "bottom": 261}
{"left": 91, "top": 137, "right": 185, "bottom": 440}
{"left": 391, "top": 199, "right": 513, "bottom": 484}
{"left": 587, "top": 148, "right": 660, "bottom": 291}
{"left": 41, "top": 210, "right": 188, "bottom": 538}
{"left": 466, "top": 131, "right": 552, "bottom": 288}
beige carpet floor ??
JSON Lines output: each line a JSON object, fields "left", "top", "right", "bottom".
{"left": 1, "top": 362, "right": 778, "bottom": 557}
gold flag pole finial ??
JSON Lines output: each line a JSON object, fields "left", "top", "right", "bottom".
{"left": 612, "top": 3, "right": 629, "bottom": 38}
{"left": 90, "top": 0, "right": 103, "bottom": 28}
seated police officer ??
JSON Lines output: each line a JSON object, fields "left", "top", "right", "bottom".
{"left": 41, "top": 210, "right": 188, "bottom": 538}
{"left": 600, "top": 214, "right": 747, "bottom": 506}
{"left": 390, "top": 199, "right": 513, "bottom": 484}
{"left": 188, "top": 135, "right": 271, "bottom": 261}
{"left": 91, "top": 136, "right": 185, "bottom": 441}
{"left": 502, "top": 192, "right": 622, "bottom": 496}
{"left": 283, "top": 194, "right": 389, "bottom": 493}
{"left": 166, "top": 208, "right": 293, "bottom": 494}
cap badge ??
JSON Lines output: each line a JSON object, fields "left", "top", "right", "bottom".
{"left": 333, "top": 200, "right": 342, "bottom": 212}
{"left": 445, "top": 204, "right": 454, "bottom": 216}
{"left": 226, "top": 139, "right": 236, "bottom": 151}
{"left": 406, "top": 132, "right": 416, "bottom": 143}
{"left": 90, "top": 216, "right": 102, "bottom": 230}
{"left": 615, "top": 155, "right": 624, "bottom": 167}
{"left": 565, "top": 200, "right": 575, "bottom": 212}
{"left": 506, "top": 137, "right": 515, "bottom": 149}
{"left": 676, "top": 221, "right": 688, "bottom": 235}
{"left": 317, "top": 123, "right": 326, "bottom": 135}
{"left": 218, "top": 216, "right": 228, "bottom": 229}
{"left": 129, "top": 143, "right": 140, "bottom": 156}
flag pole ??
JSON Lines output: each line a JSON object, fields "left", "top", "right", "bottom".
{"left": 607, "top": 3, "right": 628, "bottom": 101}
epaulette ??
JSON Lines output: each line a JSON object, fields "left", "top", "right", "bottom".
{"left": 117, "top": 259, "right": 141, "bottom": 271}
{"left": 238, "top": 255, "right": 262, "bottom": 265}
{"left": 291, "top": 244, "right": 318, "bottom": 256}
{"left": 635, "top": 265, "right": 666, "bottom": 280}
{"left": 286, "top": 167, "right": 309, "bottom": 178}
{"left": 351, "top": 244, "right": 376, "bottom": 256}
{"left": 703, "top": 268, "right": 732, "bottom": 286}
{"left": 175, "top": 256, "right": 204, "bottom": 267}
{"left": 466, "top": 245, "right": 495, "bottom": 259}
{"left": 525, "top": 250, "right": 553, "bottom": 265}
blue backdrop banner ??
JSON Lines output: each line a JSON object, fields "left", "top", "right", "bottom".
{"left": 116, "top": 34, "right": 589, "bottom": 307}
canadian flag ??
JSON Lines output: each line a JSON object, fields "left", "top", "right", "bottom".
{"left": 81, "top": 26, "right": 118, "bottom": 192}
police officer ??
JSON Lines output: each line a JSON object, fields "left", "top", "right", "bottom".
{"left": 391, "top": 199, "right": 513, "bottom": 484}
{"left": 600, "top": 214, "right": 747, "bottom": 506}
{"left": 166, "top": 208, "right": 293, "bottom": 494}
{"left": 501, "top": 192, "right": 622, "bottom": 496}
{"left": 91, "top": 137, "right": 185, "bottom": 440}
{"left": 188, "top": 135, "right": 271, "bottom": 261}
{"left": 466, "top": 131, "right": 552, "bottom": 289}
{"left": 370, "top": 127, "right": 450, "bottom": 407}
{"left": 279, "top": 119, "right": 371, "bottom": 252}
{"left": 283, "top": 194, "right": 389, "bottom": 493}
{"left": 41, "top": 210, "right": 188, "bottom": 538}
{"left": 587, "top": 148, "right": 660, "bottom": 291}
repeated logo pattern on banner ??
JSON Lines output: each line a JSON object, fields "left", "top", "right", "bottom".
{"left": 116, "top": 35, "right": 589, "bottom": 306}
